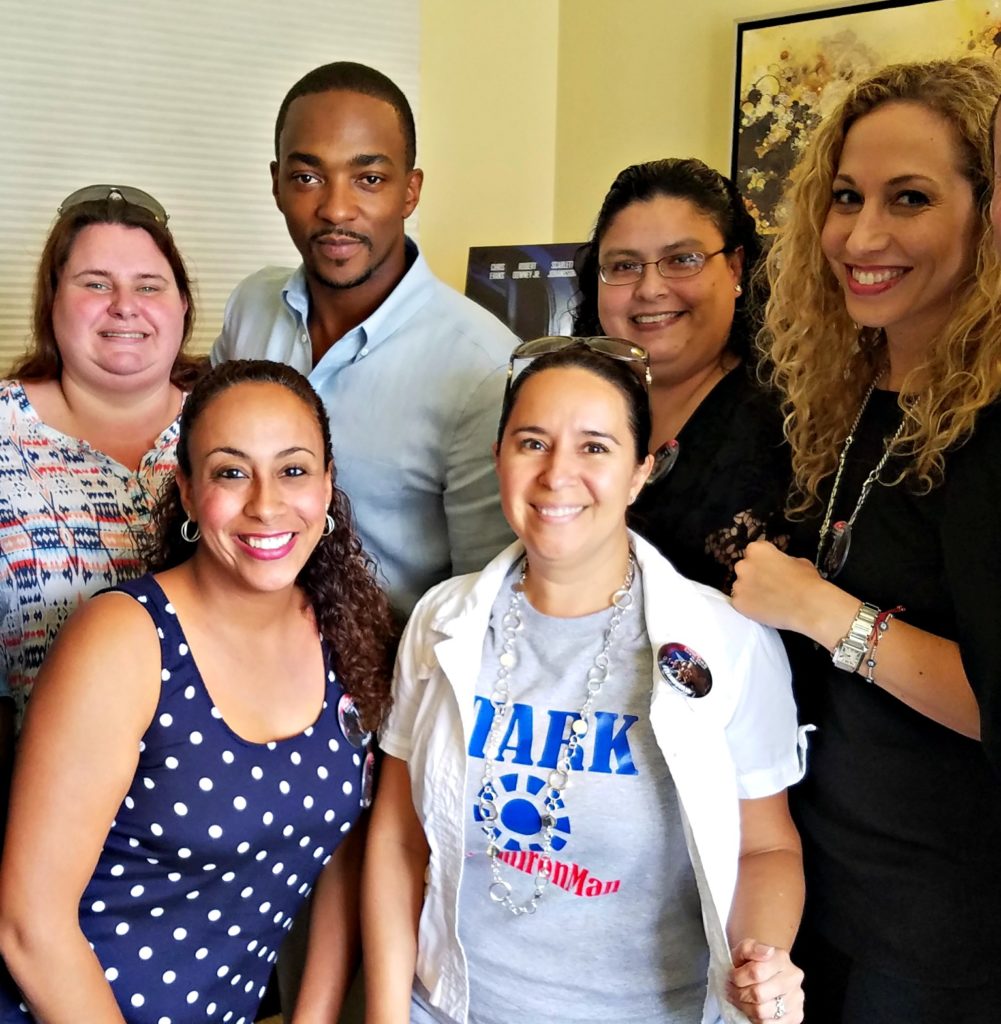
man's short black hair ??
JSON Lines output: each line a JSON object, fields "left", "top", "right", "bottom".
{"left": 273, "top": 61, "right": 416, "bottom": 170}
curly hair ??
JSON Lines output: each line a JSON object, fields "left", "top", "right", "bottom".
{"left": 572, "top": 157, "right": 766, "bottom": 364}
{"left": 10, "top": 191, "right": 201, "bottom": 389}
{"left": 762, "top": 57, "right": 1001, "bottom": 514}
{"left": 141, "top": 360, "right": 395, "bottom": 730}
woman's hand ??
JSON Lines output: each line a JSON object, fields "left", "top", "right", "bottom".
{"left": 733, "top": 541, "right": 981, "bottom": 735}
{"left": 728, "top": 794, "right": 804, "bottom": 1022}
{"left": 731, "top": 539, "right": 833, "bottom": 637}
{"left": 726, "top": 940, "right": 804, "bottom": 1023}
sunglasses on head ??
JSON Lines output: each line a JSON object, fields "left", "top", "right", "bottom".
{"left": 504, "top": 335, "right": 652, "bottom": 400}
{"left": 58, "top": 184, "right": 169, "bottom": 226}
{"left": 502, "top": 336, "right": 681, "bottom": 490}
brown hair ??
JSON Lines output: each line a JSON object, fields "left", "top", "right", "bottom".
{"left": 10, "top": 196, "right": 201, "bottom": 389}
{"left": 497, "top": 345, "right": 652, "bottom": 464}
{"left": 142, "top": 359, "right": 396, "bottom": 730}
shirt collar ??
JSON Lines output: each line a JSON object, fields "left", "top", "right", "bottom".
{"left": 427, "top": 531, "right": 698, "bottom": 640}
{"left": 281, "top": 265, "right": 311, "bottom": 321}
{"left": 280, "top": 237, "right": 433, "bottom": 356}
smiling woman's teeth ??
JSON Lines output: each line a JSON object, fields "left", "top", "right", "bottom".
{"left": 99, "top": 330, "right": 146, "bottom": 338}
{"left": 851, "top": 268, "right": 904, "bottom": 285}
{"left": 633, "top": 312, "right": 681, "bottom": 324}
{"left": 244, "top": 533, "right": 293, "bottom": 550}
{"left": 537, "top": 506, "right": 582, "bottom": 519}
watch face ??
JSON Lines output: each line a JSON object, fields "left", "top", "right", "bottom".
{"left": 657, "top": 642, "right": 712, "bottom": 698}
{"left": 832, "top": 635, "right": 867, "bottom": 672}
{"left": 833, "top": 646, "right": 863, "bottom": 672}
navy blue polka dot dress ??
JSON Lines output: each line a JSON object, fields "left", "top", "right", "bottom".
{"left": 1, "top": 574, "right": 374, "bottom": 1024}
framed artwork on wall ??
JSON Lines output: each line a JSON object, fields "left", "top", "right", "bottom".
{"left": 732, "top": 0, "right": 1001, "bottom": 233}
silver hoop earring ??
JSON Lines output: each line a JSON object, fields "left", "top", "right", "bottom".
{"left": 322, "top": 513, "right": 335, "bottom": 537}
{"left": 180, "top": 516, "right": 200, "bottom": 543}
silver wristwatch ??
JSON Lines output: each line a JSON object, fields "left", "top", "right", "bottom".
{"left": 831, "top": 602, "right": 879, "bottom": 672}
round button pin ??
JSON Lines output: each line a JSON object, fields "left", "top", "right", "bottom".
{"left": 657, "top": 642, "right": 712, "bottom": 698}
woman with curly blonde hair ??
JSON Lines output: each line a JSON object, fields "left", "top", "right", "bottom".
{"left": 732, "top": 57, "right": 1001, "bottom": 1022}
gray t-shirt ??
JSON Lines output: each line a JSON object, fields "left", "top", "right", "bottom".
{"left": 413, "top": 563, "right": 709, "bottom": 1024}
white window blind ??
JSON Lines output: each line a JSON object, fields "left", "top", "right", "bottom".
{"left": 0, "top": 0, "right": 420, "bottom": 371}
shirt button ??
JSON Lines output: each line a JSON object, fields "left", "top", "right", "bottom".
{"left": 299, "top": 333, "right": 308, "bottom": 344}
{"left": 360, "top": 346, "right": 369, "bottom": 356}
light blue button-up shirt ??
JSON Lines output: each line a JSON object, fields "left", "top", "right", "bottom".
{"left": 211, "top": 241, "right": 517, "bottom": 618}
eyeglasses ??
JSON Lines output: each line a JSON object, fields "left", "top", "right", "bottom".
{"left": 504, "top": 336, "right": 652, "bottom": 403}
{"left": 58, "top": 184, "right": 169, "bottom": 225}
{"left": 599, "top": 247, "right": 728, "bottom": 286}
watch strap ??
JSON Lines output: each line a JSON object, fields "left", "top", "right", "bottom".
{"left": 832, "top": 602, "right": 879, "bottom": 673}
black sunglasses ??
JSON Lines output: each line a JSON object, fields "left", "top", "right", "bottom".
{"left": 58, "top": 184, "right": 169, "bottom": 226}
{"left": 502, "top": 335, "right": 675, "bottom": 489}
{"left": 504, "top": 335, "right": 651, "bottom": 399}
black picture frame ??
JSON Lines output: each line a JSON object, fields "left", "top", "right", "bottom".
{"left": 731, "top": 0, "right": 967, "bottom": 233}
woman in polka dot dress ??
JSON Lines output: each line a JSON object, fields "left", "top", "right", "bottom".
{"left": 0, "top": 360, "right": 395, "bottom": 1023}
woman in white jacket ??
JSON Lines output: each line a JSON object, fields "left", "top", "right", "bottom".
{"left": 362, "top": 339, "right": 808, "bottom": 1024}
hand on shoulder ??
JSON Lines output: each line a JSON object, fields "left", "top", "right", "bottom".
{"left": 731, "top": 539, "right": 829, "bottom": 636}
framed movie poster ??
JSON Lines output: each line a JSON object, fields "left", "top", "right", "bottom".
{"left": 465, "top": 242, "right": 583, "bottom": 342}
{"left": 732, "top": 0, "right": 1001, "bottom": 233}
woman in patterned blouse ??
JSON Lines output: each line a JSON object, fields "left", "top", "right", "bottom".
{"left": 0, "top": 186, "right": 200, "bottom": 755}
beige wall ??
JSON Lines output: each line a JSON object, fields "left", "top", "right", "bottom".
{"left": 554, "top": 0, "right": 868, "bottom": 242}
{"left": 419, "top": 0, "right": 560, "bottom": 291}
{"left": 420, "top": 0, "right": 866, "bottom": 290}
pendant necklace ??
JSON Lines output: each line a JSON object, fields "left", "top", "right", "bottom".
{"left": 477, "top": 554, "right": 635, "bottom": 916}
{"left": 815, "top": 375, "right": 908, "bottom": 579}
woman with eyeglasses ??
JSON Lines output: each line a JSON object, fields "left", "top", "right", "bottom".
{"left": 363, "top": 340, "right": 808, "bottom": 1024}
{"left": 572, "top": 158, "right": 788, "bottom": 594}
{"left": 731, "top": 59, "right": 1001, "bottom": 1022}
{"left": 0, "top": 186, "right": 201, "bottom": 748}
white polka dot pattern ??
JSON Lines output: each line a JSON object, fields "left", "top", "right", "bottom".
{"left": 41, "top": 576, "right": 371, "bottom": 1024}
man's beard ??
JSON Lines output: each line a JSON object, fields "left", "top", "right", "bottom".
{"left": 312, "top": 262, "right": 376, "bottom": 291}
{"left": 307, "top": 228, "right": 383, "bottom": 291}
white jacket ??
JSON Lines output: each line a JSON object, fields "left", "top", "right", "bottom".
{"left": 381, "top": 533, "right": 809, "bottom": 1024}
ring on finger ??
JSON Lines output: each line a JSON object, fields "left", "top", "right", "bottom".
{"left": 773, "top": 994, "right": 786, "bottom": 1019}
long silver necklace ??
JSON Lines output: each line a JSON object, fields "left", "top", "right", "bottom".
{"left": 477, "top": 554, "right": 636, "bottom": 916}
{"left": 815, "top": 375, "right": 907, "bottom": 579}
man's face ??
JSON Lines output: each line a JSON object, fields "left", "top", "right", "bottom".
{"left": 271, "top": 89, "right": 422, "bottom": 293}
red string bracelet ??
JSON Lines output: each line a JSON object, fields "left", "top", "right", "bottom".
{"left": 864, "top": 605, "right": 905, "bottom": 684}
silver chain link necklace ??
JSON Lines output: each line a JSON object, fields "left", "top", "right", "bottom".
{"left": 815, "top": 374, "right": 908, "bottom": 579}
{"left": 477, "top": 554, "right": 636, "bottom": 916}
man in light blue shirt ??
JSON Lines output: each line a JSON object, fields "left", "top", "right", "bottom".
{"left": 212, "top": 62, "right": 516, "bottom": 619}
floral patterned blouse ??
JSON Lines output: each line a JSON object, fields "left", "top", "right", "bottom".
{"left": 0, "top": 380, "right": 180, "bottom": 724}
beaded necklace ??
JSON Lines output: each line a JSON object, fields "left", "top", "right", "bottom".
{"left": 477, "top": 555, "right": 635, "bottom": 915}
